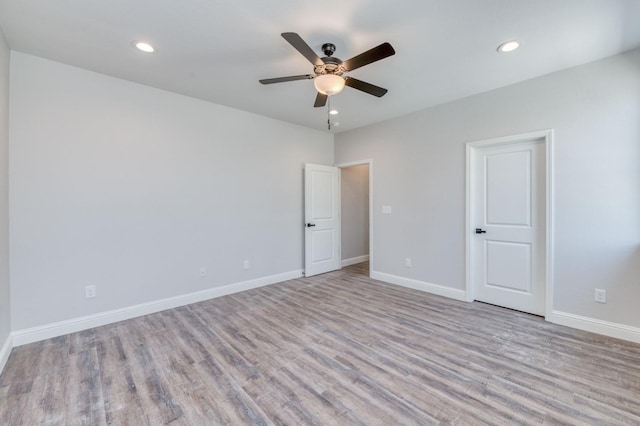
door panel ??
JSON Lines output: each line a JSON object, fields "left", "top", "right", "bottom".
{"left": 486, "top": 241, "right": 531, "bottom": 292}
{"left": 486, "top": 150, "right": 531, "bottom": 226}
{"left": 305, "top": 164, "right": 341, "bottom": 277}
{"left": 311, "top": 229, "right": 336, "bottom": 262}
{"left": 311, "top": 171, "right": 334, "bottom": 219}
{"left": 472, "top": 140, "right": 545, "bottom": 315}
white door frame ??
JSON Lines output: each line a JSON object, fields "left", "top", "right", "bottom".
{"left": 465, "top": 130, "right": 554, "bottom": 318}
{"left": 335, "top": 159, "right": 373, "bottom": 277}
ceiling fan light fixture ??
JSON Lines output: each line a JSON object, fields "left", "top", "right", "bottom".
{"left": 314, "top": 74, "right": 345, "bottom": 95}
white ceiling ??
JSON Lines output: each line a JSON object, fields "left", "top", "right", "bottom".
{"left": 1, "top": 0, "right": 639, "bottom": 133}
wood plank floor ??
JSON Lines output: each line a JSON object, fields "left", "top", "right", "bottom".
{"left": 2, "top": 262, "right": 640, "bottom": 425}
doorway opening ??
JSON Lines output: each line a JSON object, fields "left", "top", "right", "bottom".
{"left": 337, "top": 160, "right": 372, "bottom": 277}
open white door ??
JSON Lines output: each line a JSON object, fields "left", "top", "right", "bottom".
{"left": 304, "top": 164, "right": 341, "bottom": 277}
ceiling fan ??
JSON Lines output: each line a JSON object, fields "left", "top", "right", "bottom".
{"left": 259, "top": 32, "right": 396, "bottom": 108}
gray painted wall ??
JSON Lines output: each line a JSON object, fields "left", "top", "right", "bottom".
{"left": 341, "top": 164, "right": 369, "bottom": 261}
{"left": 5, "top": 45, "right": 640, "bottom": 340}
{"left": 335, "top": 49, "right": 640, "bottom": 328}
{"left": 0, "top": 32, "right": 10, "bottom": 348}
{"left": 9, "top": 52, "right": 333, "bottom": 330}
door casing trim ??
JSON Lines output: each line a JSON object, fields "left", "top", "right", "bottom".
{"left": 465, "top": 130, "right": 554, "bottom": 318}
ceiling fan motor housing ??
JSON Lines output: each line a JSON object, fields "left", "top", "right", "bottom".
{"left": 315, "top": 62, "right": 345, "bottom": 76}
{"left": 314, "top": 43, "right": 345, "bottom": 76}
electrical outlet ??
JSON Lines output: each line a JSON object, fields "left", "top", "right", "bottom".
{"left": 405, "top": 258, "right": 412, "bottom": 268}
{"left": 85, "top": 285, "right": 96, "bottom": 299}
{"left": 200, "top": 267, "right": 206, "bottom": 278}
{"left": 594, "top": 288, "right": 606, "bottom": 303}
{"left": 243, "top": 260, "right": 250, "bottom": 270}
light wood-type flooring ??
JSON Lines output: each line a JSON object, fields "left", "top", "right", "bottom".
{"left": 1, "top": 262, "right": 640, "bottom": 425}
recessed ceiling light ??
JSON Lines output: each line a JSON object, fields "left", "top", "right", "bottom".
{"left": 134, "top": 41, "right": 155, "bottom": 53}
{"left": 497, "top": 40, "right": 520, "bottom": 53}
{"left": 329, "top": 109, "right": 339, "bottom": 115}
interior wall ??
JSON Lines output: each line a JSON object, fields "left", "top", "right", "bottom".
{"left": 335, "top": 48, "right": 640, "bottom": 328}
{"left": 9, "top": 52, "right": 333, "bottom": 331}
{"left": 341, "top": 164, "right": 369, "bottom": 262}
{"left": 0, "top": 31, "right": 10, "bottom": 348}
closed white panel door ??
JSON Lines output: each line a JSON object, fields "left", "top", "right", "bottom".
{"left": 472, "top": 140, "right": 545, "bottom": 315}
{"left": 305, "top": 164, "right": 341, "bottom": 277}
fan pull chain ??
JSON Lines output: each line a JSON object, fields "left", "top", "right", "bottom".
{"left": 327, "top": 96, "right": 331, "bottom": 131}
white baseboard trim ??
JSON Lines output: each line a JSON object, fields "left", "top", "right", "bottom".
{"left": 12, "top": 269, "right": 303, "bottom": 347}
{"left": 0, "top": 333, "right": 13, "bottom": 375}
{"left": 547, "top": 310, "right": 640, "bottom": 344}
{"left": 371, "top": 271, "right": 467, "bottom": 302}
{"left": 342, "top": 255, "right": 370, "bottom": 267}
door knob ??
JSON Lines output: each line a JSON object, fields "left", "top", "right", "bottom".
{"left": 306, "top": 223, "right": 316, "bottom": 227}
{"left": 475, "top": 228, "right": 486, "bottom": 234}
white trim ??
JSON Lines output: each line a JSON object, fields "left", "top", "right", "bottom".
{"left": 371, "top": 271, "right": 467, "bottom": 302}
{"left": 342, "top": 255, "right": 370, "bottom": 267}
{"left": 334, "top": 159, "right": 373, "bottom": 169}
{"left": 464, "top": 144, "right": 473, "bottom": 302}
{"left": 12, "top": 269, "right": 303, "bottom": 347}
{"left": 545, "top": 131, "right": 555, "bottom": 319}
{"left": 548, "top": 311, "right": 640, "bottom": 344}
{"left": 335, "top": 159, "right": 373, "bottom": 278}
{"left": 465, "top": 129, "right": 554, "bottom": 316}
{"left": 0, "top": 333, "right": 13, "bottom": 374}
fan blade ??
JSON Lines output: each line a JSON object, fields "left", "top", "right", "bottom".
{"left": 344, "top": 77, "right": 388, "bottom": 97}
{"left": 342, "top": 42, "right": 395, "bottom": 72}
{"left": 281, "top": 32, "right": 324, "bottom": 66}
{"left": 314, "top": 92, "right": 328, "bottom": 107}
{"left": 259, "top": 75, "right": 314, "bottom": 84}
